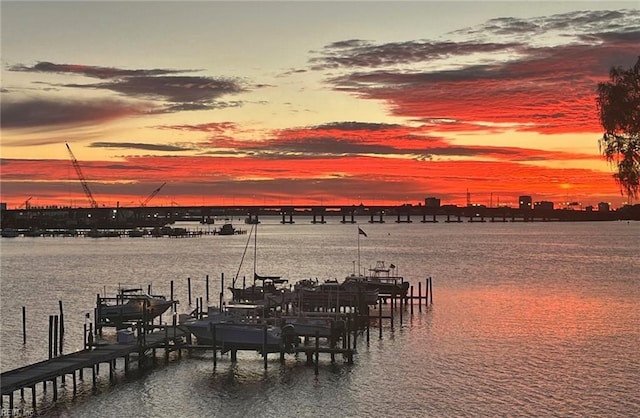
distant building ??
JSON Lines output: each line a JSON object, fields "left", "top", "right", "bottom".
{"left": 534, "top": 201, "right": 554, "bottom": 211}
{"left": 519, "top": 196, "right": 532, "bottom": 210}
{"left": 425, "top": 197, "right": 441, "bottom": 208}
{"left": 0, "top": 202, "right": 6, "bottom": 211}
{"left": 598, "top": 202, "right": 610, "bottom": 212}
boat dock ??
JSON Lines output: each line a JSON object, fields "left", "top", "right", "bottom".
{"left": 0, "top": 324, "right": 187, "bottom": 415}
{"left": 1, "top": 276, "right": 433, "bottom": 415}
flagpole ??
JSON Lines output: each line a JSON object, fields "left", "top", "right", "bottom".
{"left": 357, "top": 224, "right": 360, "bottom": 275}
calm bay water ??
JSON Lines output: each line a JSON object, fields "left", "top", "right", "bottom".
{"left": 1, "top": 219, "right": 639, "bottom": 417}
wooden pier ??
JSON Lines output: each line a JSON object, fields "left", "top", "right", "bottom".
{"left": 0, "top": 325, "right": 187, "bottom": 415}
{"left": 1, "top": 276, "right": 433, "bottom": 415}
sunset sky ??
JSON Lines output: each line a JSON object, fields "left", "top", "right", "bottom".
{"left": 1, "top": 1, "right": 638, "bottom": 209}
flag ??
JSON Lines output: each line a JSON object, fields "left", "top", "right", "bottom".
{"left": 358, "top": 227, "right": 367, "bottom": 237}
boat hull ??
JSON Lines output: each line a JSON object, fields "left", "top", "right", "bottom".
{"left": 185, "top": 320, "right": 284, "bottom": 351}
{"left": 99, "top": 298, "right": 173, "bottom": 323}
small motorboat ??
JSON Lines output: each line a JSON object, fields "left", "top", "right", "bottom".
{"left": 181, "top": 304, "right": 297, "bottom": 352}
{"left": 97, "top": 288, "right": 174, "bottom": 325}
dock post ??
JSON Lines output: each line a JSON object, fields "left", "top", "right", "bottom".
{"left": 378, "top": 298, "right": 383, "bottom": 339}
{"left": 92, "top": 365, "right": 97, "bottom": 389}
{"left": 429, "top": 277, "right": 433, "bottom": 305}
{"left": 95, "top": 293, "right": 102, "bottom": 336}
{"left": 31, "top": 385, "right": 37, "bottom": 413}
{"left": 425, "top": 278, "right": 429, "bottom": 309}
{"left": 366, "top": 306, "right": 370, "bottom": 344}
{"left": 352, "top": 315, "right": 358, "bottom": 349}
{"left": 52, "top": 377, "right": 57, "bottom": 401}
{"left": 22, "top": 306, "right": 27, "bottom": 345}
{"left": 170, "top": 280, "right": 174, "bottom": 310}
{"left": 220, "top": 273, "right": 225, "bottom": 312}
{"left": 59, "top": 300, "right": 65, "bottom": 353}
{"left": 346, "top": 317, "right": 351, "bottom": 350}
{"left": 165, "top": 326, "right": 169, "bottom": 362}
{"left": 314, "top": 330, "right": 319, "bottom": 375}
{"left": 73, "top": 370, "right": 77, "bottom": 395}
{"left": 410, "top": 286, "right": 414, "bottom": 315}
{"left": 48, "top": 315, "right": 54, "bottom": 359}
{"left": 210, "top": 323, "right": 217, "bottom": 371}
{"left": 206, "top": 274, "right": 210, "bottom": 302}
{"left": 418, "top": 282, "right": 422, "bottom": 312}
{"left": 187, "top": 277, "right": 192, "bottom": 306}
{"left": 390, "top": 295, "right": 394, "bottom": 329}
{"left": 124, "top": 355, "right": 130, "bottom": 375}
{"left": 399, "top": 291, "right": 403, "bottom": 325}
{"left": 263, "top": 325, "right": 268, "bottom": 370}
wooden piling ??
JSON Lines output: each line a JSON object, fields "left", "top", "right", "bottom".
{"left": 22, "top": 306, "right": 26, "bottom": 345}
{"left": 210, "top": 323, "right": 217, "bottom": 370}
{"left": 31, "top": 385, "right": 36, "bottom": 413}
{"left": 378, "top": 298, "right": 383, "bottom": 339}
{"left": 410, "top": 286, "right": 414, "bottom": 315}
{"left": 59, "top": 300, "right": 64, "bottom": 353}
{"left": 48, "top": 315, "right": 54, "bottom": 359}
{"left": 352, "top": 316, "right": 357, "bottom": 349}
{"left": 219, "top": 272, "right": 224, "bottom": 312}
{"left": 418, "top": 282, "right": 422, "bottom": 313}
{"left": 187, "top": 277, "right": 192, "bottom": 306}
{"left": 170, "top": 280, "right": 174, "bottom": 310}
{"left": 425, "top": 278, "right": 429, "bottom": 308}
{"left": 164, "top": 326, "right": 169, "bottom": 362}
{"left": 429, "top": 277, "right": 433, "bottom": 305}
{"left": 314, "top": 330, "right": 319, "bottom": 375}
{"left": 206, "top": 274, "right": 210, "bottom": 302}
{"left": 263, "top": 326, "right": 268, "bottom": 370}
{"left": 109, "top": 360, "right": 114, "bottom": 383}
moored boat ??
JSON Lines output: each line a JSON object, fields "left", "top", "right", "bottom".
{"left": 229, "top": 274, "right": 289, "bottom": 302}
{"left": 1, "top": 228, "right": 19, "bottom": 238}
{"left": 181, "top": 304, "right": 297, "bottom": 352}
{"left": 343, "top": 261, "right": 409, "bottom": 297}
{"left": 97, "top": 288, "right": 174, "bottom": 325}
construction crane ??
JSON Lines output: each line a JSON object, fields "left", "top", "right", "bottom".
{"left": 140, "top": 182, "right": 166, "bottom": 207}
{"left": 19, "top": 197, "right": 33, "bottom": 210}
{"left": 65, "top": 143, "right": 98, "bottom": 208}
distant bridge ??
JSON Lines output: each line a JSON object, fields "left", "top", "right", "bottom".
{"left": 1, "top": 203, "right": 634, "bottom": 231}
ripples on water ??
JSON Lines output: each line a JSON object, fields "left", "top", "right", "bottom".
{"left": 1, "top": 220, "right": 638, "bottom": 417}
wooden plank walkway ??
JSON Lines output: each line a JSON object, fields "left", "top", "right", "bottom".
{"left": 1, "top": 326, "right": 187, "bottom": 396}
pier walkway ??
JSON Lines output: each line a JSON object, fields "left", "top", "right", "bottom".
{"left": 0, "top": 326, "right": 187, "bottom": 412}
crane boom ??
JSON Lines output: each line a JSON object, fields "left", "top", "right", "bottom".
{"left": 65, "top": 143, "right": 98, "bottom": 208}
{"left": 141, "top": 182, "right": 167, "bottom": 207}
